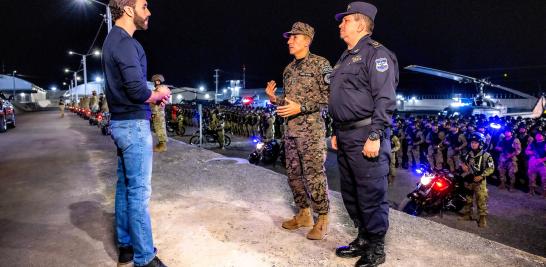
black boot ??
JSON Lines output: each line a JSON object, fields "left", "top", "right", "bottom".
{"left": 355, "top": 236, "right": 386, "bottom": 267}
{"left": 336, "top": 231, "right": 368, "bottom": 258}
{"left": 117, "top": 246, "right": 134, "bottom": 266}
{"left": 140, "top": 256, "right": 168, "bottom": 267}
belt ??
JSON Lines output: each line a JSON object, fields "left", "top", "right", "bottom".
{"left": 334, "top": 117, "right": 372, "bottom": 131}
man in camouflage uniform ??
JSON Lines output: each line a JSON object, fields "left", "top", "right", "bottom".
{"left": 265, "top": 22, "right": 332, "bottom": 240}
{"left": 526, "top": 132, "right": 546, "bottom": 198}
{"left": 406, "top": 123, "right": 423, "bottom": 168}
{"left": 495, "top": 129, "right": 521, "bottom": 191}
{"left": 265, "top": 112, "right": 275, "bottom": 141}
{"left": 459, "top": 132, "right": 494, "bottom": 228}
{"left": 388, "top": 130, "right": 401, "bottom": 185}
{"left": 426, "top": 124, "right": 445, "bottom": 170}
{"left": 209, "top": 109, "right": 225, "bottom": 149}
{"left": 150, "top": 74, "right": 168, "bottom": 152}
{"left": 445, "top": 124, "right": 467, "bottom": 172}
{"left": 58, "top": 97, "right": 65, "bottom": 118}
{"left": 90, "top": 90, "right": 99, "bottom": 113}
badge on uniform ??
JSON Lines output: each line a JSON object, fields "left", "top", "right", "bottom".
{"left": 352, "top": 55, "right": 362, "bottom": 63}
{"left": 375, "top": 58, "right": 389, "bottom": 72}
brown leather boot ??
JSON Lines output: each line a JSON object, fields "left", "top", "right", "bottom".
{"left": 498, "top": 181, "right": 506, "bottom": 190}
{"left": 478, "top": 215, "right": 487, "bottom": 228}
{"left": 529, "top": 187, "right": 536, "bottom": 196}
{"left": 282, "top": 208, "right": 313, "bottom": 230}
{"left": 306, "top": 214, "right": 328, "bottom": 240}
{"left": 153, "top": 142, "right": 167, "bottom": 153}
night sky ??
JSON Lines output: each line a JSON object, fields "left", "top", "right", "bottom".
{"left": 1, "top": 0, "right": 545, "bottom": 95}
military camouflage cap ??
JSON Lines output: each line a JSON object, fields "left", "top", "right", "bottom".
{"left": 283, "top": 22, "right": 315, "bottom": 40}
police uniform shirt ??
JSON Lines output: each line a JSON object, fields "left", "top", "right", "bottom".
{"left": 328, "top": 35, "right": 398, "bottom": 134}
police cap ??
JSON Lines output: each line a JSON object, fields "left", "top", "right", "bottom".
{"left": 335, "top": 2, "right": 377, "bottom": 21}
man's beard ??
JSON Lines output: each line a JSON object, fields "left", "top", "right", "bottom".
{"left": 134, "top": 13, "right": 148, "bottom": 30}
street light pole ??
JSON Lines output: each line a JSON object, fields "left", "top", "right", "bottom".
{"left": 12, "top": 70, "right": 17, "bottom": 101}
{"left": 83, "top": 0, "right": 113, "bottom": 32}
{"left": 214, "top": 69, "right": 220, "bottom": 104}
{"left": 82, "top": 55, "right": 88, "bottom": 96}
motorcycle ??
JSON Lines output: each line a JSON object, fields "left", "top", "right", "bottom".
{"left": 189, "top": 127, "right": 231, "bottom": 147}
{"left": 99, "top": 112, "right": 111, "bottom": 136}
{"left": 399, "top": 164, "right": 468, "bottom": 216}
{"left": 89, "top": 112, "right": 102, "bottom": 126}
{"left": 248, "top": 137, "right": 283, "bottom": 165}
{"left": 166, "top": 120, "right": 185, "bottom": 136}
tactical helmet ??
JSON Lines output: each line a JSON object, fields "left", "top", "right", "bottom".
{"left": 469, "top": 132, "right": 486, "bottom": 150}
{"left": 151, "top": 74, "right": 165, "bottom": 83}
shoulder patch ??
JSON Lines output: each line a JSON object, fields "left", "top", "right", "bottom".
{"left": 321, "top": 65, "right": 333, "bottom": 85}
{"left": 375, "top": 58, "right": 389, "bottom": 72}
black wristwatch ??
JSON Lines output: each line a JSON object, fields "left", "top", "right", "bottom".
{"left": 300, "top": 103, "right": 307, "bottom": 114}
{"left": 368, "top": 131, "right": 381, "bottom": 141}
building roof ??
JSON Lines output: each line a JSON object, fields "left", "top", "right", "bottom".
{"left": 0, "top": 74, "right": 44, "bottom": 92}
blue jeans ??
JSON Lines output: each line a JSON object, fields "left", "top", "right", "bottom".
{"left": 110, "top": 119, "right": 156, "bottom": 266}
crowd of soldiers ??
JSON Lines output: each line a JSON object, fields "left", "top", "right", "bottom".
{"left": 164, "top": 102, "right": 546, "bottom": 198}
{"left": 390, "top": 113, "right": 546, "bottom": 197}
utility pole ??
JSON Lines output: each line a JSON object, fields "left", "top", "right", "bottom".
{"left": 214, "top": 69, "right": 220, "bottom": 104}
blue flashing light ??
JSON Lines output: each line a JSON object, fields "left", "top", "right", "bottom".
{"left": 490, "top": 123, "right": 501, "bottom": 130}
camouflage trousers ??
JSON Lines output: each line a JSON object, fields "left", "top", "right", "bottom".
{"left": 388, "top": 151, "right": 397, "bottom": 184}
{"left": 284, "top": 136, "right": 329, "bottom": 214}
{"left": 59, "top": 105, "right": 65, "bottom": 118}
{"left": 265, "top": 127, "right": 274, "bottom": 141}
{"left": 462, "top": 180, "right": 488, "bottom": 216}
{"left": 447, "top": 147, "right": 462, "bottom": 172}
{"left": 153, "top": 112, "right": 168, "bottom": 143}
{"left": 427, "top": 146, "right": 444, "bottom": 170}
{"left": 407, "top": 145, "right": 420, "bottom": 167}
{"left": 177, "top": 115, "right": 185, "bottom": 134}
{"left": 528, "top": 159, "right": 546, "bottom": 191}
{"left": 498, "top": 154, "right": 517, "bottom": 185}
{"left": 217, "top": 128, "right": 225, "bottom": 148}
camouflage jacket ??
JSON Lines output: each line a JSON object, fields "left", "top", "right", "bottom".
{"left": 281, "top": 53, "right": 332, "bottom": 138}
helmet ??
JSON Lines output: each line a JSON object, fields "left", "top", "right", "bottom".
{"left": 151, "top": 74, "right": 165, "bottom": 83}
{"left": 469, "top": 132, "right": 486, "bottom": 150}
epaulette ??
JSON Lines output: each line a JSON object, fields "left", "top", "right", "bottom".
{"left": 369, "top": 40, "right": 383, "bottom": 48}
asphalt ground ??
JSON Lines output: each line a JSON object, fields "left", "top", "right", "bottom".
{"left": 0, "top": 111, "right": 544, "bottom": 266}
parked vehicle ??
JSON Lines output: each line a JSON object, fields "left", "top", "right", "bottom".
{"left": 399, "top": 164, "right": 468, "bottom": 216}
{"left": 0, "top": 93, "right": 16, "bottom": 133}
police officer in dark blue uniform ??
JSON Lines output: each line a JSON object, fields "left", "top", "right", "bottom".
{"left": 329, "top": 2, "right": 398, "bottom": 267}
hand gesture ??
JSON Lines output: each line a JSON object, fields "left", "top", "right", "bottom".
{"left": 277, "top": 98, "right": 301, "bottom": 117}
{"left": 265, "top": 80, "right": 277, "bottom": 103}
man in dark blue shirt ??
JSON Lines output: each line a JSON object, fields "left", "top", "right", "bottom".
{"left": 329, "top": 2, "right": 398, "bottom": 267}
{"left": 102, "top": 1, "right": 170, "bottom": 266}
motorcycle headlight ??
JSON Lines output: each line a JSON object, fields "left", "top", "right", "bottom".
{"left": 420, "top": 174, "right": 434, "bottom": 186}
{"left": 256, "top": 142, "right": 264, "bottom": 150}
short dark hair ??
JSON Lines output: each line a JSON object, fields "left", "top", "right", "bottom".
{"left": 109, "top": 0, "right": 136, "bottom": 21}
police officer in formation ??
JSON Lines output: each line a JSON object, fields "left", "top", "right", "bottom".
{"left": 525, "top": 132, "right": 546, "bottom": 197}
{"left": 495, "top": 129, "right": 521, "bottom": 190}
{"left": 459, "top": 132, "right": 495, "bottom": 228}
{"left": 328, "top": 2, "right": 398, "bottom": 266}
{"left": 151, "top": 74, "right": 168, "bottom": 153}
{"left": 265, "top": 21, "right": 332, "bottom": 240}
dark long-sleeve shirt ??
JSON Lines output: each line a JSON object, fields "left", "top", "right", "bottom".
{"left": 102, "top": 25, "right": 152, "bottom": 120}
